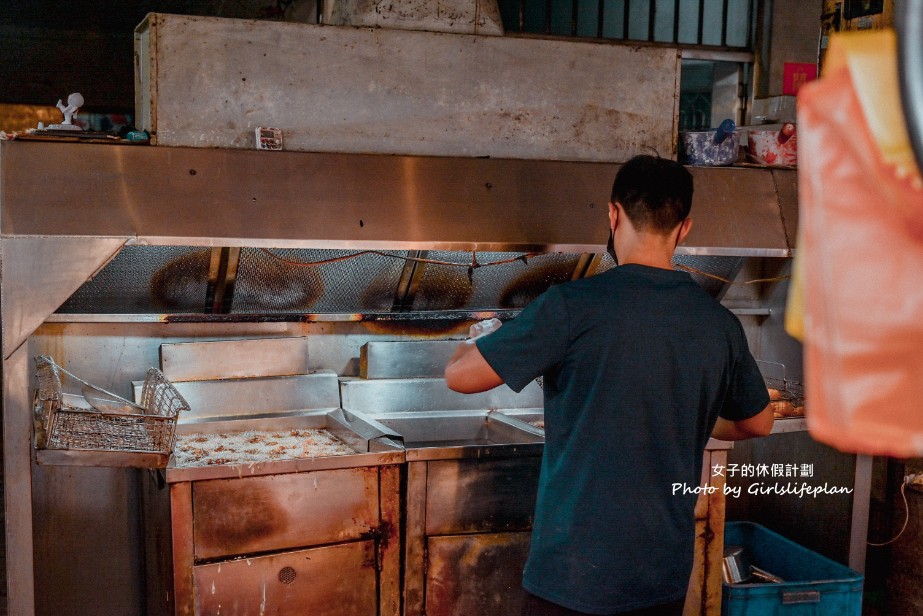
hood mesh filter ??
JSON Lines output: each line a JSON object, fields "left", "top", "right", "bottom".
{"left": 55, "top": 246, "right": 737, "bottom": 315}
{"left": 230, "top": 248, "right": 407, "bottom": 313}
{"left": 56, "top": 246, "right": 210, "bottom": 314}
{"left": 595, "top": 253, "right": 743, "bottom": 297}
{"left": 410, "top": 251, "right": 581, "bottom": 311}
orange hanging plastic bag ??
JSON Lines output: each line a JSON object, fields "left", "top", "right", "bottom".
{"left": 796, "top": 30, "right": 923, "bottom": 457}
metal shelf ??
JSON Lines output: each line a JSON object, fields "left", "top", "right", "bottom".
{"left": 729, "top": 307, "right": 773, "bottom": 317}
{"left": 770, "top": 417, "right": 807, "bottom": 434}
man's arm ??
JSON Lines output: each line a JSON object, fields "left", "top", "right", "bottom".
{"left": 711, "top": 404, "right": 775, "bottom": 440}
{"left": 445, "top": 340, "right": 505, "bottom": 394}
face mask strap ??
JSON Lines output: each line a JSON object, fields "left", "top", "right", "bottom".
{"left": 607, "top": 228, "right": 618, "bottom": 266}
{"left": 673, "top": 221, "right": 686, "bottom": 252}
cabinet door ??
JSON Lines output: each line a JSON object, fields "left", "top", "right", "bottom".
{"left": 192, "top": 467, "right": 379, "bottom": 559}
{"left": 193, "top": 540, "right": 377, "bottom": 615}
{"left": 425, "top": 457, "right": 541, "bottom": 534}
{"left": 425, "top": 532, "right": 531, "bottom": 616}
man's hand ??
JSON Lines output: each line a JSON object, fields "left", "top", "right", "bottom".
{"left": 445, "top": 320, "right": 505, "bottom": 393}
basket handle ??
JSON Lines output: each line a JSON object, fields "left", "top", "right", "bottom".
{"left": 36, "top": 356, "right": 144, "bottom": 413}
{"left": 755, "top": 359, "right": 787, "bottom": 381}
{"left": 782, "top": 590, "right": 821, "bottom": 605}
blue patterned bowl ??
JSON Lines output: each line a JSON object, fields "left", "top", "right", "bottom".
{"left": 681, "top": 119, "right": 740, "bottom": 166}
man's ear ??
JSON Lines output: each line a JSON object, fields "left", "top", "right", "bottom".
{"left": 677, "top": 218, "right": 693, "bottom": 245}
{"left": 608, "top": 201, "right": 619, "bottom": 231}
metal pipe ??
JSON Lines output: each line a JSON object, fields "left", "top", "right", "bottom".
{"left": 681, "top": 49, "right": 754, "bottom": 62}
{"left": 897, "top": 0, "right": 923, "bottom": 172}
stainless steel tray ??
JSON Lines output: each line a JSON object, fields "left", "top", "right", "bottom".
{"left": 164, "top": 409, "right": 404, "bottom": 482}
{"left": 339, "top": 376, "right": 543, "bottom": 414}
{"left": 497, "top": 410, "right": 545, "bottom": 433}
{"left": 133, "top": 370, "right": 341, "bottom": 423}
{"left": 160, "top": 337, "right": 309, "bottom": 381}
{"left": 496, "top": 409, "right": 734, "bottom": 450}
{"left": 359, "top": 340, "right": 460, "bottom": 379}
{"left": 360, "top": 410, "right": 544, "bottom": 461}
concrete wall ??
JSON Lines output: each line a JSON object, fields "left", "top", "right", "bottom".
{"left": 765, "top": 0, "right": 823, "bottom": 97}
{"left": 751, "top": 0, "right": 823, "bottom": 123}
{"left": 325, "top": 0, "right": 504, "bottom": 35}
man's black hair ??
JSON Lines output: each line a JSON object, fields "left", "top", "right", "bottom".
{"left": 610, "top": 155, "right": 694, "bottom": 234}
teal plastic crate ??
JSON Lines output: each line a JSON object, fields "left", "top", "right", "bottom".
{"left": 722, "top": 522, "right": 863, "bottom": 615}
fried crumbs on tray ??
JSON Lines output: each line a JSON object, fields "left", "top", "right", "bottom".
{"left": 172, "top": 428, "right": 355, "bottom": 467}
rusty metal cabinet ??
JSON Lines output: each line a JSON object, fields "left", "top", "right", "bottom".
{"left": 404, "top": 455, "right": 543, "bottom": 616}
{"left": 145, "top": 465, "right": 401, "bottom": 616}
{"left": 407, "top": 447, "right": 731, "bottom": 616}
{"left": 425, "top": 531, "right": 532, "bottom": 615}
{"left": 193, "top": 541, "right": 379, "bottom": 614}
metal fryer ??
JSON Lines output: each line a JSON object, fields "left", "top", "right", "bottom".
{"left": 137, "top": 339, "right": 404, "bottom": 616}
{"left": 342, "top": 339, "right": 544, "bottom": 616}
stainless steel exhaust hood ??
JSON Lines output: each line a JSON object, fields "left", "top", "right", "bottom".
{"left": 1, "top": 141, "right": 795, "bottom": 320}
{"left": 1, "top": 142, "right": 795, "bottom": 255}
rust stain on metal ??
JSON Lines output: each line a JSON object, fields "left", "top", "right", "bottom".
{"left": 193, "top": 482, "right": 285, "bottom": 555}
{"left": 499, "top": 262, "right": 574, "bottom": 309}
{"left": 238, "top": 252, "right": 325, "bottom": 311}
{"left": 426, "top": 534, "right": 530, "bottom": 615}
{"left": 151, "top": 249, "right": 211, "bottom": 310}
{"left": 361, "top": 545, "right": 377, "bottom": 570}
{"left": 34, "top": 323, "right": 68, "bottom": 366}
{"left": 360, "top": 277, "right": 402, "bottom": 311}
{"left": 152, "top": 249, "right": 327, "bottom": 312}
{"left": 413, "top": 266, "right": 473, "bottom": 311}
{"left": 364, "top": 319, "right": 469, "bottom": 336}
{"left": 376, "top": 519, "right": 395, "bottom": 553}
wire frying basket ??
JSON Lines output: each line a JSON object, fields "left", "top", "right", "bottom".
{"left": 756, "top": 360, "right": 805, "bottom": 420}
{"left": 33, "top": 356, "right": 189, "bottom": 454}
{"left": 756, "top": 360, "right": 804, "bottom": 406}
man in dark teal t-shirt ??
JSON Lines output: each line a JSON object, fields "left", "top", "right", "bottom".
{"left": 446, "top": 156, "right": 773, "bottom": 616}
